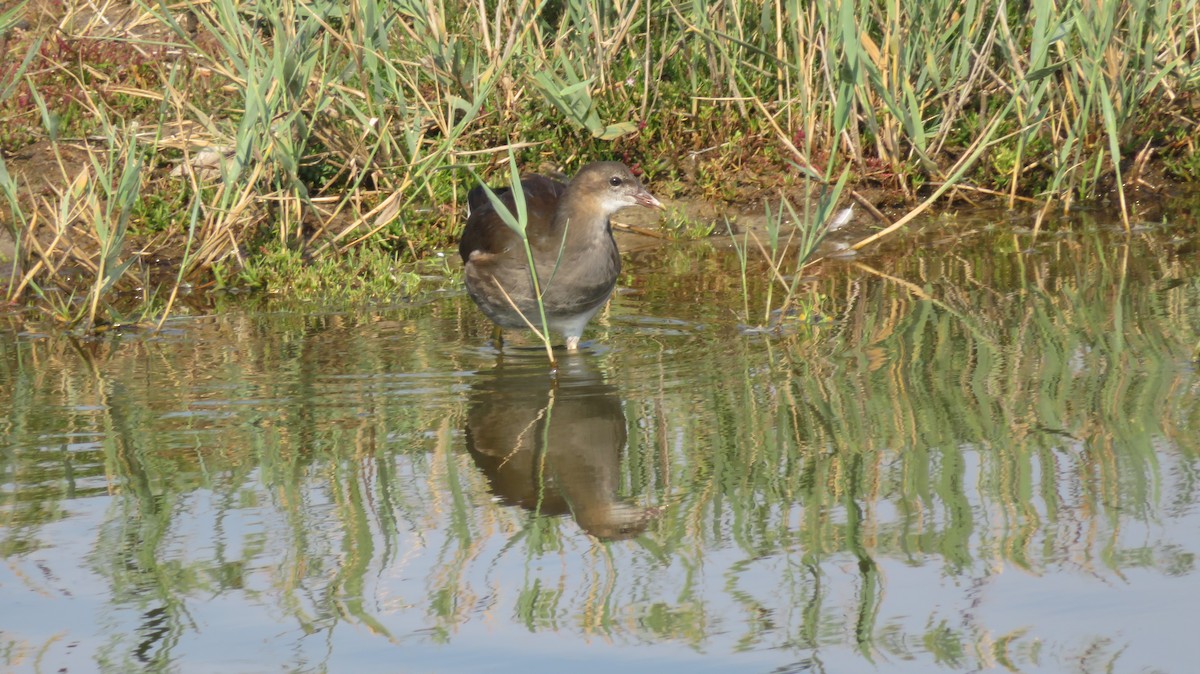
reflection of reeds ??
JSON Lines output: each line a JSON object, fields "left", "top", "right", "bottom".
{"left": 3, "top": 228, "right": 1199, "bottom": 665}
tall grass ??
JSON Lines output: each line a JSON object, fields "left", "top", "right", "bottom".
{"left": 0, "top": 0, "right": 1197, "bottom": 326}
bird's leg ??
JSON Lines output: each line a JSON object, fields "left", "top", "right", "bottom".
{"left": 492, "top": 325, "right": 504, "bottom": 350}
{"left": 565, "top": 335, "right": 580, "bottom": 351}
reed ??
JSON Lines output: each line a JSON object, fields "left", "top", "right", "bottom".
{"left": 468, "top": 150, "right": 558, "bottom": 366}
{"left": 0, "top": 0, "right": 1196, "bottom": 325}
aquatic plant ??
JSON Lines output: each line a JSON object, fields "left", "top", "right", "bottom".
{"left": 466, "top": 150, "right": 559, "bottom": 365}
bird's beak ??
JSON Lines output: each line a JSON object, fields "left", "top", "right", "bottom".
{"left": 635, "top": 189, "right": 665, "bottom": 210}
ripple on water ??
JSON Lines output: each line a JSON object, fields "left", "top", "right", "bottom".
{"left": 3, "top": 210, "right": 1200, "bottom": 674}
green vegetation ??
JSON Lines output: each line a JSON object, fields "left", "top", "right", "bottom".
{"left": 228, "top": 242, "right": 422, "bottom": 303}
{"left": 658, "top": 207, "right": 718, "bottom": 239}
{"left": 0, "top": 0, "right": 1198, "bottom": 329}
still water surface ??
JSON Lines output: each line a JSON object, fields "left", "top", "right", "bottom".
{"left": 2, "top": 211, "right": 1199, "bottom": 673}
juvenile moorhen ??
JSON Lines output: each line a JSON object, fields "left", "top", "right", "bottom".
{"left": 459, "top": 161, "right": 663, "bottom": 350}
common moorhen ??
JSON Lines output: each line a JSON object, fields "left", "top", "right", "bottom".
{"left": 459, "top": 161, "right": 663, "bottom": 350}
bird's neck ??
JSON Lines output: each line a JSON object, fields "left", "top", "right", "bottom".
{"left": 553, "top": 192, "right": 611, "bottom": 242}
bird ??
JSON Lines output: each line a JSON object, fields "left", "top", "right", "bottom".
{"left": 459, "top": 161, "right": 663, "bottom": 351}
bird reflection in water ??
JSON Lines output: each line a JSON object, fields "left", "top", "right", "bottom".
{"left": 464, "top": 354, "right": 659, "bottom": 541}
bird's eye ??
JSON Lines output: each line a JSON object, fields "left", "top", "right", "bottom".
{"left": 609, "top": 176, "right": 623, "bottom": 187}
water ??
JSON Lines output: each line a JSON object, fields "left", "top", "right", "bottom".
{"left": 2, "top": 210, "right": 1199, "bottom": 673}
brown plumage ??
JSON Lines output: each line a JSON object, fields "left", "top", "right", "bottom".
{"left": 459, "top": 161, "right": 663, "bottom": 351}
{"left": 465, "top": 355, "right": 659, "bottom": 540}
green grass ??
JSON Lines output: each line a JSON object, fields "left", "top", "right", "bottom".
{"left": 658, "top": 207, "right": 716, "bottom": 240}
{"left": 0, "top": 0, "right": 1198, "bottom": 327}
{"left": 228, "top": 243, "right": 421, "bottom": 304}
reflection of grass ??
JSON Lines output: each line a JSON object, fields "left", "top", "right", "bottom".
{"left": 3, "top": 230, "right": 1199, "bottom": 667}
